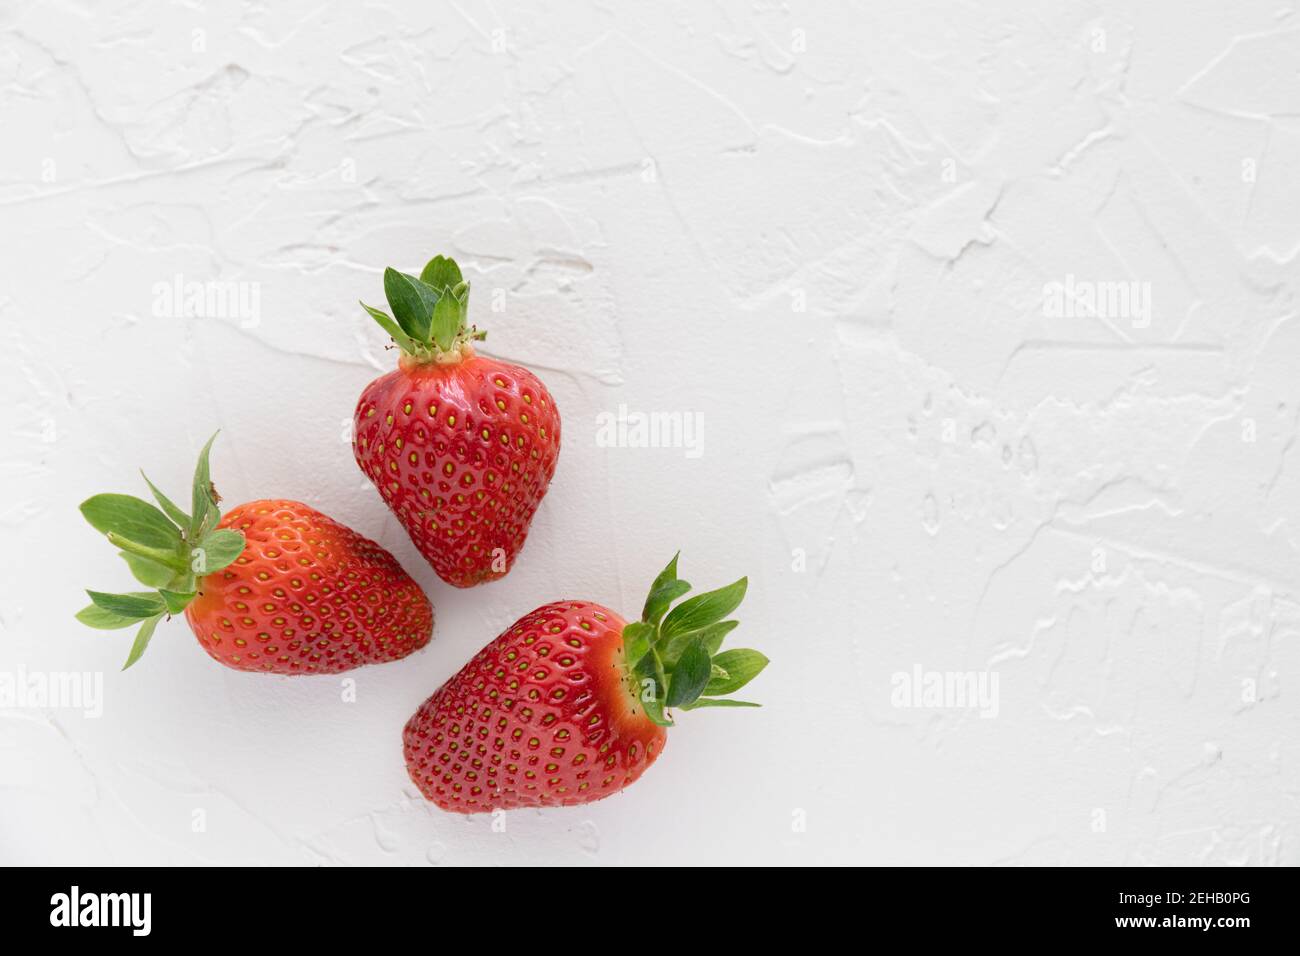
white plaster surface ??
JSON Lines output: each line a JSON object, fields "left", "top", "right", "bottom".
{"left": 2, "top": 1, "right": 1299, "bottom": 866}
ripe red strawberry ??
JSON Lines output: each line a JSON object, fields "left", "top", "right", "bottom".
{"left": 403, "top": 554, "right": 767, "bottom": 812}
{"left": 77, "top": 433, "right": 433, "bottom": 673}
{"left": 353, "top": 254, "right": 560, "bottom": 588}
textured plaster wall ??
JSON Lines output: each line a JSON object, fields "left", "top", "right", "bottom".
{"left": 1, "top": 0, "right": 1298, "bottom": 865}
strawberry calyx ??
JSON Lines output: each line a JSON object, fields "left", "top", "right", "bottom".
{"left": 620, "top": 553, "right": 768, "bottom": 727}
{"left": 76, "top": 432, "right": 246, "bottom": 670}
{"left": 360, "top": 253, "right": 487, "bottom": 365}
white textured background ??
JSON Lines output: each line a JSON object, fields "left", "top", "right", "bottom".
{"left": 2, "top": 0, "right": 1298, "bottom": 866}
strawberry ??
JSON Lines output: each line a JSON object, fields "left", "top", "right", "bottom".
{"left": 77, "top": 433, "right": 433, "bottom": 673}
{"left": 403, "top": 554, "right": 767, "bottom": 812}
{"left": 353, "top": 253, "right": 560, "bottom": 588}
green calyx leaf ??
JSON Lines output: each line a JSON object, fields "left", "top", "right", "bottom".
{"left": 87, "top": 590, "right": 168, "bottom": 619}
{"left": 680, "top": 698, "right": 760, "bottom": 710}
{"left": 362, "top": 253, "right": 480, "bottom": 359}
{"left": 119, "top": 551, "right": 177, "bottom": 588}
{"left": 642, "top": 552, "right": 689, "bottom": 625}
{"left": 78, "top": 431, "right": 235, "bottom": 667}
{"left": 665, "top": 638, "right": 712, "bottom": 707}
{"left": 661, "top": 577, "right": 747, "bottom": 641}
{"left": 189, "top": 431, "right": 222, "bottom": 542}
{"left": 80, "top": 494, "right": 182, "bottom": 553}
{"left": 429, "top": 291, "right": 463, "bottom": 351}
{"left": 360, "top": 302, "right": 414, "bottom": 353}
{"left": 384, "top": 268, "right": 438, "bottom": 342}
{"left": 107, "top": 534, "right": 186, "bottom": 574}
{"left": 158, "top": 589, "right": 197, "bottom": 615}
{"left": 75, "top": 604, "right": 141, "bottom": 630}
{"left": 622, "top": 621, "right": 655, "bottom": 667}
{"left": 704, "top": 649, "right": 769, "bottom": 696}
{"left": 193, "top": 528, "right": 245, "bottom": 576}
{"left": 640, "top": 694, "right": 673, "bottom": 727}
{"left": 621, "top": 554, "right": 765, "bottom": 718}
{"left": 663, "top": 619, "right": 738, "bottom": 664}
{"left": 122, "top": 614, "right": 163, "bottom": 670}
{"left": 141, "top": 471, "right": 190, "bottom": 527}
{"left": 420, "top": 254, "right": 463, "bottom": 289}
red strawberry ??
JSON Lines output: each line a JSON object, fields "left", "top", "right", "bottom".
{"left": 403, "top": 554, "right": 767, "bottom": 812}
{"left": 77, "top": 433, "right": 433, "bottom": 673}
{"left": 353, "top": 254, "right": 560, "bottom": 588}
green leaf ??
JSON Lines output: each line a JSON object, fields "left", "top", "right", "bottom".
{"left": 633, "top": 646, "right": 658, "bottom": 680}
{"left": 644, "top": 579, "right": 690, "bottom": 628}
{"left": 384, "top": 268, "right": 438, "bottom": 342}
{"left": 80, "top": 494, "right": 181, "bottom": 550}
{"left": 108, "top": 535, "right": 185, "bottom": 573}
{"left": 360, "top": 301, "right": 415, "bottom": 353}
{"left": 663, "top": 619, "right": 738, "bottom": 663}
{"left": 75, "top": 604, "right": 140, "bottom": 630}
{"left": 665, "top": 638, "right": 712, "bottom": 708}
{"left": 622, "top": 621, "right": 655, "bottom": 670}
{"left": 641, "top": 554, "right": 694, "bottom": 628}
{"left": 419, "top": 254, "right": 463, "bottom": 291}
{"left": 630, "top": 663, "right": 672, "bottom": 724}
{"left": 661, "top": 577, "right": 748, "bottom": 641}
{"left": 642, "top": 552, "right": 684, "bottom": 624}
{"left": 700, "top": 620, "right": 739, "bottom": 656}
{"left": 158, "top": 589, "right": 196, "bottom": 615}
{"left": 122, "top": 614, "right": 163, "bottom": 670}
{"left": 429, "top": 292, "right": 461, "bottom": 351}
{"left": 140, "top": 471, "right": 190, "bottom": 527}
{"left": 87, "top": 590, "right": 167, "bottom": 620}
{"left": 633, "top": 642, "right": 667, "bottom": 704}
{"left": 680, "top": 698, "right": 760, "bottom": 710}
{"left": 193, "top": 528, "right": 245, "bottom": 575}
{"left": 640, "top": 694, "right": 674, "bottom": 727}
{"left": 189, "top": 432, "right": 220, "bottom": 541}
{"left": 704, "top": 649, "right": 769, "bottom": 696}
{"left": 119, "top": 550, "right": 176, "bottom": 589}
